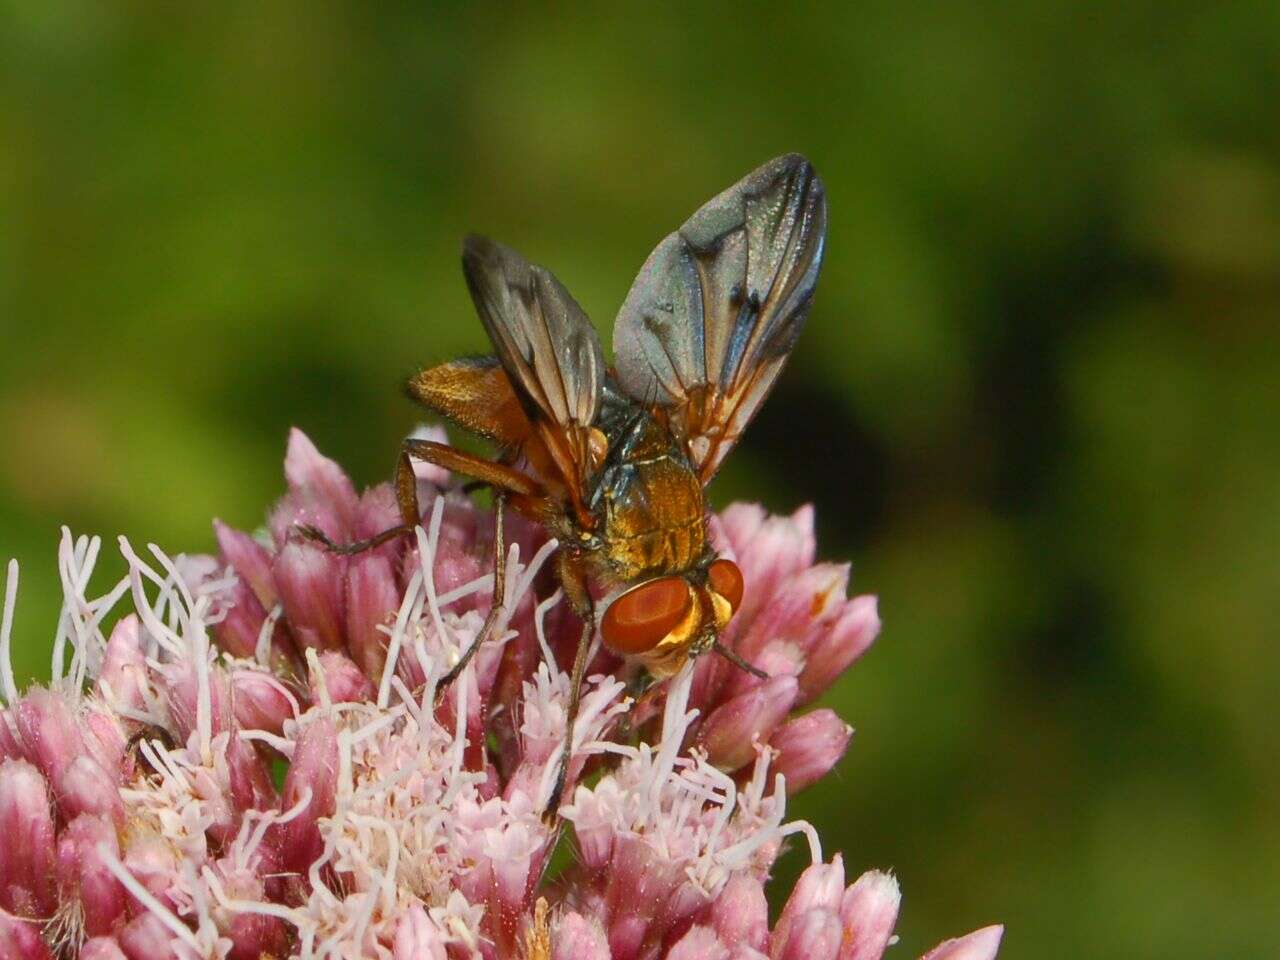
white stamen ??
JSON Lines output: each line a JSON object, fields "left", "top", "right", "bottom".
{"left": 0, "top": 559, "right": 18, "bottom": 705}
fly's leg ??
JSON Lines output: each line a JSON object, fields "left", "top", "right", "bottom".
{"left": 437, "top": 491, "right": 507, "bottom": 692}
{"left": 544, "top": 552, "right": 595, "bottom": 819}
{"left": 297, "top": 437, "right": 541, "bottom": 555}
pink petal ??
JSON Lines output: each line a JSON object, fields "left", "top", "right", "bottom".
{"left": 284, "top": 427, "right": 361, "bottom": 538}
{"left": 711, "top": 875, "right": 769, "bottom": 952}
{"left": 0, "top": 759, "right": 58, "bottom": 918}
{"left": 56, "top": 814, "right": 127, "bottom": 936}
{"left": 311, "top": 651, "right": 376, "bottom": 704}
{"left": 838, "top": 870, "right": 901, "bottom": 960}
{"left": 770, "top": 709, "right": 853, "bottom": 794}
{"left": 553, "top": 911, "right": 611, "bottom": 960}
{"left": 799, "top": 595, "right": 880, "bottom": 704}
{"left": 918, "top": 925, "right": 1004, "bottom": 960}
{"left": 213, "top": 520, "right": 278, "bottom": 609}
{"left": 695, "top": 675, "right": 799, "bottom": 771}
{"left": 277, "top": 718, "right": 339, "bottom": 874}
{"left": 669, "top": 925, "right": 730, "bottom": 960}
{"left": 774, "top": 908, "right": 843, "bottom": 960}
{"left": 0, "top": 909, "right": 52, "bottom": 960}
{"left": 273, "top": 540, "right": 347, "bottom": 651}
{"left": 80, "top": 937, "right": 128, "bottom": 960}
{"left": 345, "top": 552, "right": 400, "bottom": 681}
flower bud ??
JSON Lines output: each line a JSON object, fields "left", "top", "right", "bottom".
{"left": 277, "top": 718, "right": 339, "bottom": 874}
{"left": 771, "top": 856, "right": 845, "bottom": 957}
{"left": 56, "top": 814, "right": 127, "bottom": 936}
{"left": 919, "top": 926, "right": 1004, "bottom": 960}
{"left": 14, "top": 687, "right": 84, "bottom": 786}
{"left": 119, "top": 912, "right": 179, "bottom": 960}
{"left": 311, "top": 650, "right": 375, "bottom": 705}
{"left": 695, "top": 675, "right": 798, "bottom": 771}
{"left": 231, "top": 669, "right": 298, "bottom": 736}
{"left": 552, "top": 911, "right": 610, "bottom": 960}
{"left": 393, "top": 904, "right": 448, "bottom": 960}
{"left": 669, "top": 925, "right": 729, "bottom": 960}
{"left": 838, "top": 870, "right": 900, "bottom": 960}
{"left": 96, "top": 615, "right": 147, "bottom": 713}
{"left": 273, "top": 541, "right": 347, "bottom": 651}
{"left": 80, "top": 937, "right": 128, "bottom": 960}
{"left": 58, "top": 755, "right": 125, "bottom": 824}
{"left": 282, "top": 428, "right": 360, "bottom": 541}
{"left": 213, "top": 520, "right": 278, "bottom": 610}
{"left": 711, "top": 875, "right": 769, "bottom": 952}
{"left": 770, "top": 710, "right": 853, "bottom": 795}
{"left": 0, "top": 909, "right": 52, "bottom": 960}
{"left": 345, "top": 552, "right": 400, "bottom": 681}
{"left": 0, "top": 759, "right": 58, "bottom": 918}
{"left": 774, "top": 908, "right": 842, "bottom": 960}
{"left": 799, "top": 595, "right": 880, "bottom": 704}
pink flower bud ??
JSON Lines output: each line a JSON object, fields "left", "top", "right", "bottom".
{"left": 311, "top": 651, "right": 375, "bottom": 705}
{"left": 120, "top": 831, "right": 181, "bottom": 909}
{"left": 838, "top": 870, "right": 900, "bottom": 960}
{"left": 277, "top": 717, "right": 339, "bottom": 874}
{"left": 213, "top": 576, "right": 270, "bottom": 660}
{"left": 771, "top": 856, "right": 845, "bottom": 958}
{"left": 56, "top": 814, "right": 127, "bottom": 936}
{"left": 119, "top": 912, "right": 179, "bottom": 960}
{"left": 282, "top": 428, "right": 360, "bottom": 541}
{"left": 273, "top": 541, "right": 347, "bottom": 651}
{"left": 669, "top": 925, "right": 729, "bottom": 960}
{"left": 552, "top": 911, "right": 610, "bottom": 960}
{"left": 717, "top": 503, "right": 815, "bottom": 626}
{"left": 96, "top": 615, "right": 147, "bottom": 713}
{"left": 214, "top": 520, "right": 278, "bottom": 609}
{"left": 711, "top": 875, "right": 769, "bottom": 952}
{"left": 345, "top": 552, "right": 400, "bottom": 680}
{"left": 14, "top": 687, "right": 84, "bottom": 785}
{"left": 394, "top": 904, "right": 448, "bottom": 960}
{"left": 0, "top": 909, "right": 52, "bottom": 960}
{"left": 695, "top": 675, "right": 798, "bottom": 771}
{"left": 799, "top": 595, "right": 880, "bottom": 704}
{"left": 737, "top": 563, "right": 849, "bottom": 662}
{"left": 58, "top": 755, "right": 124, "bottom": 824}
{"left": 232, "top": 669, "right": 299, "bottom": 736}
{"left": 774, "top": 909, "right": 843, "bottom": 960}
{"left": 0, "top": 759, "right": 57, "bottom": 918}
{"left": 770, "top": 710, "right": 853, "bottom": 794}
{"left": 918, "top": 926, "right": 1004, "bottom": 960}
{"left": 0, "top": 713, "right": 21, "bottom": 762}
{"left": 80, "top": 937, "right": 128, "bottom": 960}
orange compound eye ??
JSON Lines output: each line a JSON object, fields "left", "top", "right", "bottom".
{"left": 707, "top": 559, "right": 744, "bottom": 612}
{"left": 601, "top": 577, "right": 693, "bottom": 655}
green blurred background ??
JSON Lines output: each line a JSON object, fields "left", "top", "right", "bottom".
{"left": 3, "top": 3, "right": 1279, "bottom": 957}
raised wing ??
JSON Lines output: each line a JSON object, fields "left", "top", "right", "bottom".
{"left": 461, "top": 235, "right": 606, "bottom": 509}
{"left": 612, "top": 154, "right": 826, "bottom": 481}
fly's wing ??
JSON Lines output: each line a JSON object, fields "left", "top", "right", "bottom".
{"left": 612, "top": 154, "right": 826, "bottom": 482}
{"left": 461, "top": 234, "right": 606, "bottom": 504}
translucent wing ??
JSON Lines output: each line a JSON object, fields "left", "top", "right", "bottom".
{"left": 612, "top": 154, "right": 826, "bottom": 482}
{"left": 461, "top": 234, "right": 606, "bottom": 501}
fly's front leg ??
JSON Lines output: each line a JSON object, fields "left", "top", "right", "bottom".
{"left": 544, "top": 551, "right": 595, "bottom": 819}
{"left": 437, "top": 491, "right": 507, "bottom": 692}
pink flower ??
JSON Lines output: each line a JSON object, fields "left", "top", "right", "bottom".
{"left": 0, "top": 431, "right": 1001, "bottom": 959}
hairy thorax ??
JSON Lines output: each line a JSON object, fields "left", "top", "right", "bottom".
{"left": 594, "top": 442, "right": 707, "bottom": 583}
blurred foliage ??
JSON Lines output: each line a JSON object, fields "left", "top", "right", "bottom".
{"left": 2, "top": 2, "right": 1279, "bottom": 957}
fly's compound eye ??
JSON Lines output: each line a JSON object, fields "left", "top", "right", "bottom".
{"left": 601, "top": 577, "right": 695, "bottom": 655}
{"left": 707, "top": 558, "right": 744, "bottom": 613}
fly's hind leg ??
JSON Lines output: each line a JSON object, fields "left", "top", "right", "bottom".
{"left": 544, "top": 551, "right": 595, "bottom": 819}
{"left": 297, "top": 437, "right": 540, "bottom": 555}
{"left": 437, "top": 490, "right": 507, "bottom": 692}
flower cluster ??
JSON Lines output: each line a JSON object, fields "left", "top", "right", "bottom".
{"left": 0, "top": 429, "right": 1002, "bottom": 959}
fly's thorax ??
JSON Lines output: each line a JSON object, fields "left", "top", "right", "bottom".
{"left": 595, "top": 453, "right": 707, "bottom": 583}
